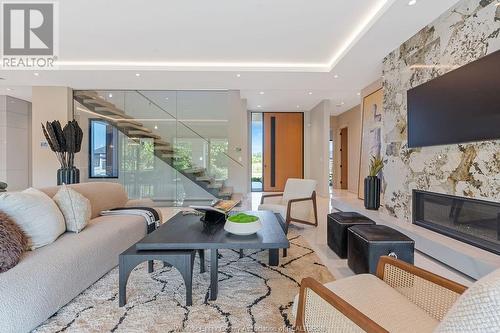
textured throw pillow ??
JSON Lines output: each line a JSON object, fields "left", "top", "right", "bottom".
{"left": 53, "top": 184, "right": 91, "bottom": 233}
{"left": 0, "top": 212, "right": 28, "bottom": 272}
{"left": 435, "top": 268, "right": 500, "bottom": 333}
{"left": 0, "top": 188, "right": 66, "bottom": 250}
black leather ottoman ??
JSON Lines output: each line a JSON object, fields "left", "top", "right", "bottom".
{"left": 327, "top": 212, "right": 375, "bottom": 258}
{"left": 347, "top": 225, "right": 414, "bottom": 274}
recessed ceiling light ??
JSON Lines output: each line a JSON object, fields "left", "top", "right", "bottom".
{"left": 308, "top": 92, "right": 313, "bottom": 95}
{"left": 296, "top": 105, "right": 300, "bottom": 109}
{"left": 408, "top": 0, "right": 417, "bottom": 5}
{"left": 154, "top": 125, "right": 158, "bottom": 130}
{"left": 334, "top": 74, "right": 339, "bottom": 79}
{"left": 236, "top": 73, "right": 241, "bottom": 78}
{"left": 341, "top": 101, "right": 345, "bottom": 105}
{"left": 357, "top": 92, "right": 361, "bottom": 96}
{"left": 165, "top": 97, "right": 169, "bottom": 100}
{"left": 6, "top": 88, "right": 12, "bottom": 91}
{"left": 108, "top": 93, "right": 113, "bottom": 98}
{"left": 257, "top": 105, "right": 262, "bottom": 108}
{"left": 33, "top": 72, "right": 39, "bottom": 76}
{"left": 135, "top": 73, "right": 141, "bottom": 77}
{"left": 259, "top": 91, "right": 264, "bottom": 95}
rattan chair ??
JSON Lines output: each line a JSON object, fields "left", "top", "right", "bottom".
{"left": 295, "top": 256, "right": 468, "bottom": 333}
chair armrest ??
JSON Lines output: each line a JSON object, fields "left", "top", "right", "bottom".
{"left": 376, "top": 256, "right": 467, "bottom": 321}
{"left": 295, "top": 277, "right": 388, "bottom": 333}
{"left": 260, "top": 193, "right": 283, "bottom": 204}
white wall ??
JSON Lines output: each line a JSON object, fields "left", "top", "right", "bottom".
{"left": 225, "top": 91, "right": 249, "bottom": 194}
{"left": 306, "top": 100, "right": 331, "bottom": 197}
{"left": 0, "top": 96, "right": 32, "bottom": 190}
{"left": 31, "top": 86, "right": 73, "bottom": 188}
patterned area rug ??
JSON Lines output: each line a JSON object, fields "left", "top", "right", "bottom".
{"left": 34, "top": 227, "right": 334, "bottom": 332}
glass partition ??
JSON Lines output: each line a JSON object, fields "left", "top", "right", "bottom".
{"left": 73, "top": 90, "right": 243, "bottom": 206}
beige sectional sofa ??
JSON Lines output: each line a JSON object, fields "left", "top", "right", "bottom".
{"left": 0, "top": 182, "right": 154, "bottom": 333}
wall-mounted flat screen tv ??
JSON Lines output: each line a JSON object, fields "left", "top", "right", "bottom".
{"left": 407, "top": 50, "right": 500, "bottom": 148}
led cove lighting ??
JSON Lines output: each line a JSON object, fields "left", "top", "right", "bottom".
{"left": 408, "top": 0, "right": 417, "bottom": 5}
{"left": 53, "top": 0, "right": 395, "bottom": 72}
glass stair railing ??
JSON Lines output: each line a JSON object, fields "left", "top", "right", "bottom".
{"left": 73, "top": 89, "right": 243, "bottom": 205}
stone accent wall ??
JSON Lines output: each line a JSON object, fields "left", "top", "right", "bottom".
{"left": 381, "top": 0, "right": 500, "bottom": 220}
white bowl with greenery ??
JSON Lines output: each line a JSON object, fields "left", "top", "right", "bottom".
{"left": 224, "top": 213, "right": 262, "bottom": 235}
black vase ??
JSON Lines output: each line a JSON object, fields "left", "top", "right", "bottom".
{"left": 57, "top": 167, "right": 80, "bottom": 185}
{"left": 364, "top": 176, "right": 381, "bottom": 210}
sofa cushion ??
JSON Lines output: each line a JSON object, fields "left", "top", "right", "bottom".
{"left": 0, "top": 212, "right": 28, "bottom": 272}
{"left": 435, "top": 268, "right": 500, "bottom": 333}
{"left": 0, "top": 214, "right": 147, "bottom": 333}
{"left": 53, "top": 184, "right": 92, "bottom": 233}
{"left": 39, "top": 182, "right": 128, "bottom": 219}
{"left": 0, "top": 188, "right": 66, "bottom": 250}
{"left": 293, "top": 274, "right": 439, "bottom": 333}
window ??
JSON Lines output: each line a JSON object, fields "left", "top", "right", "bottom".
{"left": 251, "top": 112, "right": 263, "bottom": 191}
{"left": 89, "top": 119, "right": 119, "bottom": 178}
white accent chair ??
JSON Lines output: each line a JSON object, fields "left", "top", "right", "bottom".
{"left": 258, "top": 178, "right": 318, "bottom": 228}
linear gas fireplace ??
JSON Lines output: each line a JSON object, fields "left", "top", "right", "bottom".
{"left": 413, "top": 190, "right": 500, "bottom": 255}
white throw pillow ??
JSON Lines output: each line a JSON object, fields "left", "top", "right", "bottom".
{"left": 53, "top": 184, "right": 91, "bottom": 233}
{"left": 435, "top": 268, "right": 500, "bottom": 333}
{"left": 0, "top": 188, "right": 66, "bottom": 250}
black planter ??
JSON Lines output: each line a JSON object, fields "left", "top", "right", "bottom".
{"left": 57, "top": 167, "right": 80, "bottom": 185}
{"left": 364, "top": 176, "right": 381, "bottom": 210}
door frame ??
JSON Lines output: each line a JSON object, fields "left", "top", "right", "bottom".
{"left": 262, "top": 112, "right": 305, "bottom": 192}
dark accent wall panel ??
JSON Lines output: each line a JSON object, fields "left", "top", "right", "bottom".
{"left": 270, "top": 116, "right": 276, "bottom": 187}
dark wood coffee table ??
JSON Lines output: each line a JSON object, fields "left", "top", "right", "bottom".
{"left": 123, "top": 210, "right": 289, "bottom": 303}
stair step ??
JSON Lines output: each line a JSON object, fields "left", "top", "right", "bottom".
{"left": 74, "top": 91, "right": 99, "bottom": 99}
{"left": 93, "top": 106, "right": 127, "bottom": 116}
{"left": 116, "top": 122, "right": 151, "bottom": 132}
{"left": 154, "top": 145, "right": 172, "bottom": 151}
{"left": 116, "top": 118, "right": 143, "bottom": 127}
{"left": 182, "top": 167, "right": 205, "bottom": 174}
{"left": 154, "top": 139, "right": 170, "bottom": 146}
{"left": 207, "top": 182, "right": 223, "bottom": 189}
{"left": 196, "top": 176, "right": 212, "bottom": 182}
{"left": 127, "top": 130, "right": 161, "bottom": 139}
{"left": 218, "top": 186, "right": 233, "bottom": 196}
{"left": 83, "top": 98, "right": 117, "bottom": 109}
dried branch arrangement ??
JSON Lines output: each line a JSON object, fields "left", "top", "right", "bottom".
{"left": 41, "top": 120, "right": 83, "bottom": 169}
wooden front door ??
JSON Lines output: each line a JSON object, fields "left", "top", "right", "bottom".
{"left": 340, "top": 127, "right": 348, "bottom": 190}
{"left": 263, "top": 112, "right": 304, "bottom": 191}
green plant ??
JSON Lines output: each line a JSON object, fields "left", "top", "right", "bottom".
{"left": 228, "top": 213, "right": 259, "bottom": 223}
{"left": 368, "top": 155, "right": 384, "bottom": 177}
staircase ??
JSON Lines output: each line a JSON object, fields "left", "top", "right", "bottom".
{"left": 74, "top": 91, "right": 235, "bottom": 200}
